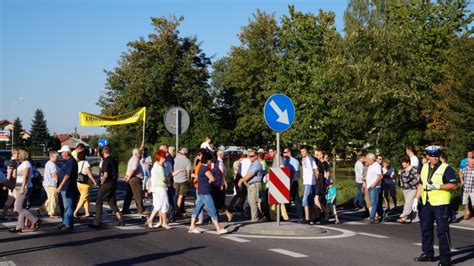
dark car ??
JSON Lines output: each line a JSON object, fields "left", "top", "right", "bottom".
{"left": 0, "top": 150, "right": 12, "bottom": 202}
{"left": 224, "top": 150, "right": 243, "bottom": 162}
{"left": 0, "top": 150, "right": 12, "bottom": 174}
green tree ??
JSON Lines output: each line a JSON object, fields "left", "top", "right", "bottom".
{"left": 29, "top": 108, "right": 50, "bottom": 148}
{"left": 98, "top": 16, "right": 218, "bottom": 156}
{"left": 211, "top": 10, "right": 280, "bottom": 147}
{"left": 12, "top": 117, "right": 26, "bottom": 147}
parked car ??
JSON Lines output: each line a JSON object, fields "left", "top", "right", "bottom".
{"left": 224, "top": 150, "right": 243, "bottom": 161}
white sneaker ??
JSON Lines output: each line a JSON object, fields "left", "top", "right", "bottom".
{"left": 153, "top": 222, "right": 161, "bottom": 228}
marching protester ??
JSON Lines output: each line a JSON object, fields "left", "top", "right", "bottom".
{"left": 238, "top": 149, "right": 264, "bottom": 222}
{"left": 284, "top": 148, "right": 302, "bottom": 222}
{"left": 160, "top": 144, "right": 176, "bottom": 222}
{"left": 460, "top": 157, "right": 474, "bottom": 220}
{"left": 300, "top": 145, "right": 318, "bottom": 224}
{"left": 188, "top": 150, "right": 228, "bottom": 235}
{"left": 268, "top": 146, "right": 288, "bottom": 221}
{"left": 353, "top": 154, "right": 365, "bottom": 210}
{"left": 57, "top": 145, "right": 78, "bottom": 232}
{"left": 397, "top": 156, "right": 420, "bottom": 224}
{"left": 73, "top": 150, "right": 98, "bottom": 218}
{"left": 406, "top": 145, "right": 420, "bottom": 171}
{"left": 122, "top": 148, "right": 146, "bottom": 215}
{"left": 382, "top": 159, "right": 397, "bottom": 212}
{"left": 145, "top": 150, "right": 171, "bottom": 229}
{"left": 323, "top": 179, "right": 339, "bottom": 224}
{"left": 413, "top": 146, "right": 457, "bottom": 266}
{"left": 173, "top": 147, "right": 192, "bottom": 216}
{"left": 229, "top": 151, "right": 250, "bottom": 216}
{"left": 90, "top": 146, "right": 124, "bottom": 228}
{"left": 212, "top": 150, "right": 233, "bottom": 222}
{"left": 258, "top": 152, "right": 271, "bottom": 221}
{"left": 9, "top": 148, "right": 41, "bottom": 233}
{"left": 2, "top": 148, "right": 18, "bottom": 221}
{"left": 140, "top": 147, "right": 153, "bottom": 197}
{"left": 38, "top": 151, "right": 60, "bottom": 218}
{"left": 364, "top": 153, "right": 382, "bottom": 224}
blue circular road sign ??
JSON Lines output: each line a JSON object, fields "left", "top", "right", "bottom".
{"left": 263, "top": 93, "right": 295, "bottom": 132}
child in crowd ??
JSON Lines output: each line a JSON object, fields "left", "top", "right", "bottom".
{"left": 324, "top": 179, "right": 340, "bottom": 224}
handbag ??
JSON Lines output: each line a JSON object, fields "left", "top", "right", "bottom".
{"left": 77, "top": 161, "right": 88, "bottom": 184}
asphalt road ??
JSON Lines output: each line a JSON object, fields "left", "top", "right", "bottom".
{"left": 1, "top": 181, "right": 473, "bottom": 266}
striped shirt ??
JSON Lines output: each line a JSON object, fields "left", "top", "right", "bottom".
{"left": 461, "top": 167, "right": 474, "bottom": 193}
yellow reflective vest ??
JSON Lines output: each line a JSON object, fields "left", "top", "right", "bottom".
{"left": 420, "top": 163, "right": 450, "bottom": 206}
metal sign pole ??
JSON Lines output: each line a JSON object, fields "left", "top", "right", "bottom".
{"left": 276, "top": 132, "right": 280, "bottom": 226}
{"left": 175, "top": 108, "right": 179, "bottom": 151}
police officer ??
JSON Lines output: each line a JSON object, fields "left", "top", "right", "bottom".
{"left": 412, "top": 146, "right": 457, "bottom": 266}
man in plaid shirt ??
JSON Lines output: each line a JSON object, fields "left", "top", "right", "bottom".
{"left": 461, "top": 158, "right": 474, "bottom": 220}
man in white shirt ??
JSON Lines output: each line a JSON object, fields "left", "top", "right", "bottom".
{"left": 406, "top": 145, "right": 420, "bottom": 170}
{"left": 365, "top": 153, "right": 382, "bottom": 224}
{"left": 300, "top": 145, "right": 319, "bottom": 223}
{"left": 353, "top": 154, "right": 365, "bottom": 209}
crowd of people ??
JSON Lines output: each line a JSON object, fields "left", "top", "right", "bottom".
{"left": 353, "top": 145, "right": 474, "bottom": 226}
{"left": 1, "top": 137, "right": 473, "bottom": 265}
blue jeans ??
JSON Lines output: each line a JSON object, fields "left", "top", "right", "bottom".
{"left": 368, "top": 187, "right": 379, "bottom": 222}
{"left": 353, "top": 183, "right": 364, "bottom": 208}
{"left": 302, "top": 185, "right": 314, "bottom": 207}
{"left": 60, "top": 190, "right": 75, "bottom": 229}
{"left": 192, "top": 194, "right": 218, "bottom": 221}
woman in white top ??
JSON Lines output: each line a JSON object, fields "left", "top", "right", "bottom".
{"left": 73, "top": 151, "right": 98, "bottom": 218}
{"left": 145, "top": 150, "right": 171, "bottom": 229}
{"left": 9, "top": 148, "right": 40, "bottom": 233}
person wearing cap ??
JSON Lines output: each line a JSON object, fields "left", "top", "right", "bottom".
{"left": 56, "top": 145, "right": 78, "bottom": 233}
{"left": 412, "top": 146, "right": 457, "bottom": 266}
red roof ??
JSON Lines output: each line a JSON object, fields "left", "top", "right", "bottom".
{"left": 56, "top": 134, "right": 71, "bottom": 143}
{"left": 0, "top": 119, "right": 12, "bottom": 126}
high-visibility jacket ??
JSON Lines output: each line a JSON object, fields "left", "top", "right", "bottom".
{"left": 420, "top": 163, "right": 450, "bottom": 206}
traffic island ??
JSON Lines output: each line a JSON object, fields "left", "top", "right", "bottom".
{"left": 226, "top": 221, "right": 327, "bottom": 236}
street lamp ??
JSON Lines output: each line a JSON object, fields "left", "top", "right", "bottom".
{"left": 11, "top": 96, "right": 24, "bottom": 151}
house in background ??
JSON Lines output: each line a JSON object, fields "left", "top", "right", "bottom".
{"left": 55, "top": 134, "right": 89, "bottom": 149}
{"left": 0, "top": 119, "right": 32, "bottom": 140}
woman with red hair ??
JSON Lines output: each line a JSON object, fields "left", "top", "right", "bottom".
{"left": 145, "top": 150, "right": 171, "bottom": 229}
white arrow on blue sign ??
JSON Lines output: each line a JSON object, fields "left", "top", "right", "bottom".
{"left": 263, "top": 93, "right": 295, "bottom": 132}
{"left": 98, "top": 138, "right": 109, "bottom": 148}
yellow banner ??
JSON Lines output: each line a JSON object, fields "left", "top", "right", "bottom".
{"left": 79, "top": 107, "right": 146, "bottom": 126}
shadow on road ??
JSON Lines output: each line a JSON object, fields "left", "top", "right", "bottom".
{"left": 95, "top": 246, "right": 206, "bottom": 265}
{"left": 0, "top": 232, "right": 148, "bottom": 257}
{"left": 451, "top": 244, "right": 474, "bottom": 264}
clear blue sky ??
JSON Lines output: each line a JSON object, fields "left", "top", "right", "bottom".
{"left": 1, "top": 0, "right": 349, "bottom": 135}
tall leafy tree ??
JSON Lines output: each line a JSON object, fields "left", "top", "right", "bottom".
{"left": 30, "top": 108, "right": 50, "bottom": 147}
{"left": 98, "top": 16, "right": 218, "bottom": 155}
{"left": 211, "top": 10, "right": 280, "bottom": 146}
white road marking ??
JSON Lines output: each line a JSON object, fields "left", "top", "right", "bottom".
{"left": 231, "top": 225, "right": 356, "bottom": 240}
{"left": 449, "top": 225, "right": 474, "bottom": 231}
{"left": 269, "top": 248, "right": 308, "bottom": 258}
{"left": 356, "top": 232, "right": 389, "bottom": 239}
{"left": 343, "top": 221, "right": 365, "bottom": 225}
{"left": 412, "top": 243, "right": 458, "bottom": 252}
{"left": 0, "top": 261, "right": 17, "bottom": 266}
{"left": 220, "top": 235, "right": 251, "bottom": 243}
{"left": 116, "top": 225, "right": 144, "bottom": 230}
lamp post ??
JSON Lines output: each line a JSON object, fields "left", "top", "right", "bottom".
{"left": 11, "top": 96, "right": 24, "bottom": 151}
